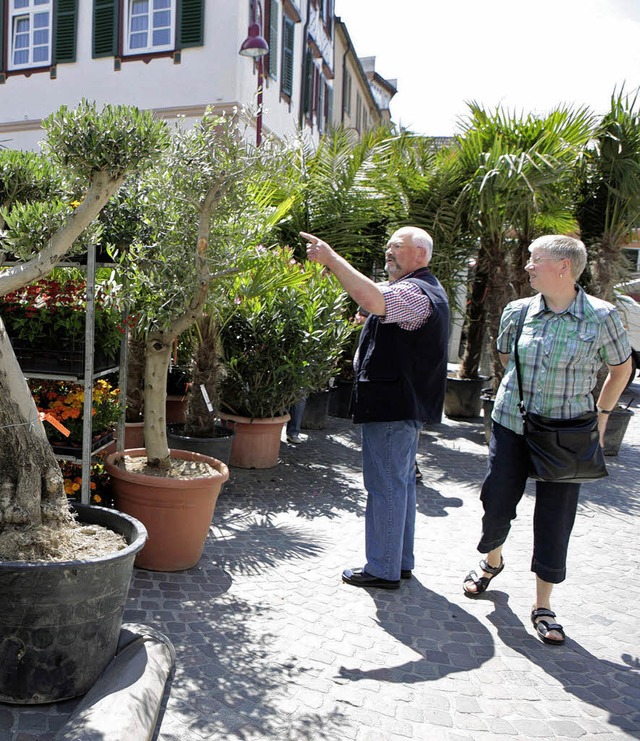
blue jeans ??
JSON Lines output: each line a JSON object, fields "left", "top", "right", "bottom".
{"left": 287, "top": 398, "right": 307, "bottom": 437}
{"left": 361, "top": 419, "right": 421, "bottom": 580}
{"left": 479, "top": 422, "right": 580, "bottom": 583}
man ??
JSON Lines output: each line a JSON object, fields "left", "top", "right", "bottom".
{"left": 301, "top": 227, "right": 450, "bottom": 589}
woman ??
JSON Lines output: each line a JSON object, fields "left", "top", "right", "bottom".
{"left": 463, "top": 235, "right": 632, "bottom": 645}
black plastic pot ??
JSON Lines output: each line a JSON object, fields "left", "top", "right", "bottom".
{"left": 302, "top": 390, "right": 331, "bottom": 430}
{"left": 603, "top": 406, "right": 634, "bottom": 456}
{"left": 166, "top": 366, "right": 190, "bottom": 396}
{"left": 444, "top": 375, "right": 490, "bottom": 419}
{"left": 328, "top": 380, "right": 353, "bottom": 419}
{"left": 167, "top": 422, "right": 235, "bottom": 466}
{"left": 0, "top": 504, "right": 146, "bottom": 704}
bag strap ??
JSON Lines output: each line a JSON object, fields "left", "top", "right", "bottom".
{"left": 513, "top": 300, "right": 531, "bottom": 420}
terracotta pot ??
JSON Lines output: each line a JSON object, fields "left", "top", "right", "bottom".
{"left": 165, "top": 395, "right": 187, "bottom": 424}
{"left": 103, "top": 421, "right": 145, "bottom": 455}
{"left": 105, "top": 448, "right": 229, "bottom": 572}
{"left": 219, "top": 412, "right": 289, "bottom": 469}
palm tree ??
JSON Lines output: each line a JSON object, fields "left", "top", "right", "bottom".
{"left": 454, "top": 103, "right": 594, "bottom": 388}
{"left": 577, "top": 88, "right": 640, "bottom": 302}
{"left": 272, "top": 126, "right": 396, "bottom": 274}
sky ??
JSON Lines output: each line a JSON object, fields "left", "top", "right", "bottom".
{"left": 334, "top": 0, "right": 640, "bottom": 136}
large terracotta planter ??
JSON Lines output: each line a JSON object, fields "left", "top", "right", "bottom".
{"left": 0, "top": 504, "right": 146, "bottom": 704}
{"left": 165, "top": 395, "right": 187, "bottom": 424}
{"left": 219, "top": 412, "right": 289, "bottom": 469}
{"left": 105, "top": 448, "right": 229, "bottom": 572}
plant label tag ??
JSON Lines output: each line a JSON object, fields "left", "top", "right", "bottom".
{"left": 200, "top": 384, "right": 214, "bottom": 413}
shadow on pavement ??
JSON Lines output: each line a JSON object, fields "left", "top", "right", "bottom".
{"left": 485, "top": 593, "right": 640, "bottom": 737}
{"left": 337, "top": 580, "right": 494, "bottom": 683}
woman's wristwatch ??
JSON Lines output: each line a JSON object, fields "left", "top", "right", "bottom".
{"left": 597, "top": 407, "right": 613, "bottom": 414}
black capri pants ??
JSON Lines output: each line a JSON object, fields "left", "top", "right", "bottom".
{"left": 477, "top": 421, "right": 580, "bottom": 584}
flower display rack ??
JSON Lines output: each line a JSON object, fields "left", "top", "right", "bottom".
{"left": 3, "top": 248, "right": 126, "bottom": 504}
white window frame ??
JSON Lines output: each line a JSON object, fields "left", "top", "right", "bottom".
{"left": 8, "top": 0, "right": 52, "bottom": 71}
{"left": 123, "top": 0, "right": 177, "bottom": 56}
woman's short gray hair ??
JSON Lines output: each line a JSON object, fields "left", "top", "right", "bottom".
{"left": 529, "top": 235, "right": 587, "bottom": 279}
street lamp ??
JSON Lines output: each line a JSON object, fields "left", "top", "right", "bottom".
{"left": 239, "top": 1, "right": 269, "bottom": 146}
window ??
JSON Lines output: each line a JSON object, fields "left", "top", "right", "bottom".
{"left": 267, "top": 0, "right": 279, "bottom": 80}
{"left": 8, "top": 0, "right": 52, "bottom": 70}
{"left": 280, "top": 15, "right": 294, "bottom": 97}
{"left": 343, "top": 69, "right": 351, "bottom": 115}
{"left": 92, "top": 0, "right": 204, "bottom": 59}
{"left": 124, "top": 0, "right": 175, "bottom": 55}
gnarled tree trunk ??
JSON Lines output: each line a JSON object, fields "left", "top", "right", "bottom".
{"left": 0, "top": 324, "right": 70, "bottom": 527}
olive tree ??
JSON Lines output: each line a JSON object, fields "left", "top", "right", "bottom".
{"left": 114, "top": 110, "right": 297, "bottom": 468}
{"left": 0, "top": 101, "right": 168, "bottom": 532}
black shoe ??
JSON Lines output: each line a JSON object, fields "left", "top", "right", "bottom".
{"left": 414, "top": 462, "right": 423, "bottom": 481}
{"left": 342, "top": 568, "right": 400, "bottom": 590}
{"left": 401, "top": 570, "right": 412, "bottom": 579}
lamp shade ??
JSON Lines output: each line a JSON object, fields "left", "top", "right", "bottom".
{"left": 239, "top": 24, "right": 269, "bottom": 58}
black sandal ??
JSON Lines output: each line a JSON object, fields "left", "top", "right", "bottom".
{"left": 531, "top": 608, "right": 565, "bottom": 645}
{"left": 463, "top": 557, "right": 504, "bottom": 596}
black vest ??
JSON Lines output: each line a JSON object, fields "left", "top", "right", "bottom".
{"left": 352, "top": 268, "right": 450, "bottom": 424}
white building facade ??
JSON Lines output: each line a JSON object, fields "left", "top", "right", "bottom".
{"left": 0, "top": 0, "right": 391, "bottom": 150}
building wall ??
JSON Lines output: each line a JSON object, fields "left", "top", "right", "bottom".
{"left": 333, "top": 19, "right": 384, "bottom": 135}
{"left": 0, "top": 0, "right": 309, "bottom": 150}
{"left": 0, "top": 1, "right": 391, "bottom": 151}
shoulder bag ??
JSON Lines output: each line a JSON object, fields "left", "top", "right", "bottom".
{"left": 513, "top": 302, "right": 608, "bottom": 484}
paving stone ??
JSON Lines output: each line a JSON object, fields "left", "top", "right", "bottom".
{"left": 2, "top": 383, "right": 640, "bottom": 739}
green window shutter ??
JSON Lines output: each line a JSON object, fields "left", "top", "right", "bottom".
{"left": 280, "top": 16, "right": 294, "bottom": 97}
{"left": 178, "top": 0, "right": 204, "bottom": 49}
{"left": 303, "top": 48, "right": 312, "bottom": 115}
{"left": 0, "top": 0, "right": 4, "bottom": 74}
{"left": 54, "top": 0, "right": 78, "bottom": 64}
{"left": 268, "top": 0, "right": 279, "bottom": 80}
{"left": 92, "top": 0, "right": 118, "bottom": 58}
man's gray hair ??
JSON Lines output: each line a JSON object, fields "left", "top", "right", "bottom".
{"left": 529, "top": 235, "right": 587, "bottom": 279}
{"left": 395, "top": 226, "right": 434, "bottom": 262}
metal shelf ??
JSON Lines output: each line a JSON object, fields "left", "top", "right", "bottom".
{"left": 4, "top": 248, "right": 126, "bottom": 503}
{"left": 23, "top": 366, "right": 119, "bottom": 383}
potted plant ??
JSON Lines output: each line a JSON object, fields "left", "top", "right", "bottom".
{"left": 167, "top": 314, "right": 236, "bottom": 465}
{"left": 451, "top": 104, "right": 593, "bottom": 414}
{"left": 219, "top": 248, "right": 352, "bottom": 467}
{"left": 103, "top": 110, "right": 291, "bottom": 569}
{"left": 0, "top": 100, "right": 167, "bottom": 703}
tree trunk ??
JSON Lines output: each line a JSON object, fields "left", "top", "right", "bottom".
{"left": 125, "top": 334, "right": 146, "bottom": 422}
{"left": 459, "top": 265, "right": 489, "bottom": 379}
{"left": 0, "top": 324, "right": 70, "bottom": 527}
{"left": 184, "top": 316, "right": 220, "bottom": 437}
{"left": 143, "top": 333, "right": 172, "bottom": 467}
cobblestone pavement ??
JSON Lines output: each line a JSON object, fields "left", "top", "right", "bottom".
{"left": 2, "top": 381, "right": 640, "bottom": 741}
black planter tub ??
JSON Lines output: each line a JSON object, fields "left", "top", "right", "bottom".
{"left": 0, "top": 503, "right": 146, "bottom": 704}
